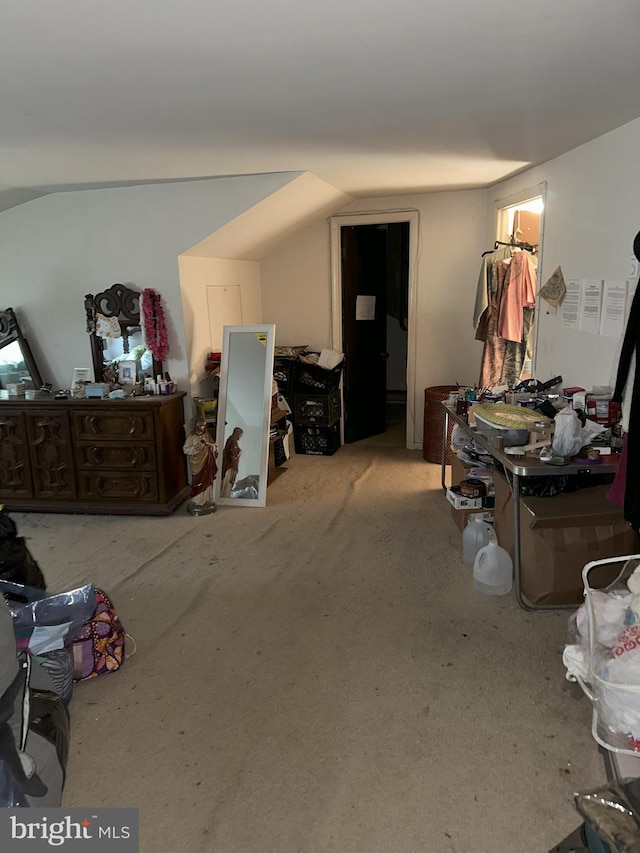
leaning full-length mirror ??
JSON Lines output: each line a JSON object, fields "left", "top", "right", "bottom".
{"left": 215, "top": 325, "right": 276, "bottom": 508}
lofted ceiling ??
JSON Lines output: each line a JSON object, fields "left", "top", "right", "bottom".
{"left": 1, "top": 0, "right": 640, "bottom": 213}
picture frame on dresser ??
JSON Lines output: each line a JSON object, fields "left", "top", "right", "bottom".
{"left": 71, "top": 367, "right": 90, "bottom": 390}
{"left": 117, "top": 360, "right": 137, "bottom": 385}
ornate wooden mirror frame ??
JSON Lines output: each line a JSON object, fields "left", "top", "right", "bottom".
{"left": 84, "top": 284, "right": 163, "bottom": 383}
{"left": 0, "top": 307, "right": 44, "bottom": 390}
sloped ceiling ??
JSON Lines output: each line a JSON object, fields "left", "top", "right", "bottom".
{"left": 182, "top": 173, "right": 352, "bottom": 260}
{"left": 1, "top": 0, "right": 640, "bottom": 213}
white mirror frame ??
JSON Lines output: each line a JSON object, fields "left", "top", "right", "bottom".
{"left": 214, "top": 324, "right": 276, "bottom": 508}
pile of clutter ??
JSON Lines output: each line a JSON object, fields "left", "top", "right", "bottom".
{"left": 455, "top": 376, "right": 623, "bottom": 464}
{"left": 0, "top": 506, "right": 128, "bottom": 807}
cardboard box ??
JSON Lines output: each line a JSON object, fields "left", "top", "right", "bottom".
{"left": 493, "top": 473, "right": 640, "bottom": 606}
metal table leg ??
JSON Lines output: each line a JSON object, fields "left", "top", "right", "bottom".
{"left": 441, "top": 407, "right": 449, "bottom": 491}
{"left": 511, "top": 472, "right": 578, "bottom": 612}
{"left": 512, "top": 473, "right": 534, "bottom": 610}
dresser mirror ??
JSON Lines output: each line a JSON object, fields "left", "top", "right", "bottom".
{"left": 84, "top": 283, "right": 162, "bottom": 383}
{"left": 215, "top": 324, "right": 276, "bottom": 508}
{"left": 0, "top": 308, "right": 43, "bottom": 390}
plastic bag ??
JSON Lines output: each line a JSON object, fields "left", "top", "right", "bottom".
{"left": 552, "top": 407, "right": 584, "bottom": 456}
{"left": 0, "top": 580, "right": 96, "bottom": 655}
{"left": 0, "top": 506, "right": 46, "bottom": 591}
{"left": 552, "top": 407, "right": 607, "bottom": 457}
{"left": 34, "top": 649, "right": 75, "bottom": 706}
{"left": 520, "top": 475, "right": 569, "bottom": 497}
{"left": 451, "top": 424, "right": 471, "bottom": 453}
{"left": 563, "top": 557, "right": 640, "bottom": 750}
{"left": 0, "top": 656, "right": 69, "bottom": 807}
{"left": 0, "top": 761, "right": 27, "bottom": 807}
{"left": 575, "top": 777, "right": 640, "bottom": 852}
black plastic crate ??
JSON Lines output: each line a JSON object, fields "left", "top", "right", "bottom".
{"left": 294, "top": 390, "right": 341, "bottom": 426}
{"left": 292, "top": 359, "right": 343, "bottom": 393}
{"left": 294, "top": 422, "right": 341, "bottom": 456}
{"left": 273, "top": 356, "right": 298, "bottom": 394}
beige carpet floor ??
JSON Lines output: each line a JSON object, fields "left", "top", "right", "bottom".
{"left": 13, "top": 443, "right": 602, "bottom": 853}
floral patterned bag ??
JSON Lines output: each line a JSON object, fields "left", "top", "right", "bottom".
{"left": 71, "top": 589, "right": 126, "bottom": 682}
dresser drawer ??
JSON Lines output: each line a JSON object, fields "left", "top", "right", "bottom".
{"left": 75, "top": 442, "right": 157, "bottom": 471}
{"left": 72, "top": 410, "right": 155, "bottom": 441}
{"left": 77, "top": 471, "right": 159, "bottom": 502}
{"left": 0, "top": 410, "right": 32, "bottom": 498}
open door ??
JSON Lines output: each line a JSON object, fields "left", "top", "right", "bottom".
{"left": 341, "top": 224, "right": 392, "bottom": 443}
{"left": 330, "top": 211, "right": 418, "bottom": 450}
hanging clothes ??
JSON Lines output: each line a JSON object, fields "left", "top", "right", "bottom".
{"left": 497, "top": 251, "right": 537, "bottom": 342}
{"left": 476, "top": 250, "right": 537, "bottom": 389}
{"left": 477, "top": 260, "right": 509, "bottom": 387}
{"left": 473, "top": 245, "right": 511, "bottom": 331}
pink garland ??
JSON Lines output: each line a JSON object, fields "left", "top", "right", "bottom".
{"left": 141, "top": 288, "right": 169, "bottom": 363}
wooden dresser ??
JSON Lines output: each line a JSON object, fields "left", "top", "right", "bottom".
{"left": 0, "top": 392, "right": 190, "bottom": 515}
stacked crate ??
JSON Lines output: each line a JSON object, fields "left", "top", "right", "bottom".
{"left": 272, "top": 355, "right": 298, "bottom": 410}
{"left": 292, "top": 360, "right": 343, "bottom": 456}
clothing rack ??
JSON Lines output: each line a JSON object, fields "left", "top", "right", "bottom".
{"left": 481, "top": 239, "right": 537, "bottom": 257}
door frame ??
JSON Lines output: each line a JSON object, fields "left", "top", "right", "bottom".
{"left": 329, "top": 210, "right": 420, "bottom": 450}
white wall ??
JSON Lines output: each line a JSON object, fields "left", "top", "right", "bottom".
{"left": 488, "top": 116, "right": 640, "bottom": 389}
{"left": 178, "top": 256, "right": 262, "bottom": 403}
{"left": 260, "top": 219, "right": 334, "bottom": 351}
{"left": 0, "top": 173, "right": 299, "bottom": 395}
{"left": 260, "top": 190, "right": 489, "bottom": 445}
{"left": 178, "top": 173, "right": 350, "bottom": 410}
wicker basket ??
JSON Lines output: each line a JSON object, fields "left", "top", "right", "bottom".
{"left": 423, "top": 385, "right": 457, "bottom": 464}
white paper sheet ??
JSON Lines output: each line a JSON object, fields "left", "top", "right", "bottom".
{"left": 579, "top": 279, "right": 602, "bottom": 334}
{"left": 600, "top": 280, "right": 627, "bottom": 338}
{"left": 561, "top": 279, "right": 581, "bottom": 329}
{"left": 355, "top": 295, "right": 376, "bottom": 321}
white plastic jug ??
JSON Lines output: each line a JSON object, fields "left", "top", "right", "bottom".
{"left": 462, "top": 514, "right": 495, "bottom": 564}
{"left": 473, "top": 540, "right": 513, "bottom": 596}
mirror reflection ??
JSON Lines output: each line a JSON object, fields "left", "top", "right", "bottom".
{"left": 84, "top": 284, "right": 161, "bottom": 384}
{"left": 0, "top": 308, "right": 43, "bottom": 390}
{"left": 216, "top": 325, "right": 275, "bottom": 507}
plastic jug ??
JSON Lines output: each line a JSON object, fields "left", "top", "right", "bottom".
{"left": 462, "top": 514, "right": 495, "bottom": 564}
{"left": 473, "top": 540, "right": 513, "bottom": 596}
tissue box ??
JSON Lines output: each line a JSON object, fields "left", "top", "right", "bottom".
{"left": 6, "top": 382, "right": 26, "bottom": 396}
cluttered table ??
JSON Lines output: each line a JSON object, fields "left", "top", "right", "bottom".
{"left": 440, "top": 402, "right": 621, "bottom": 611}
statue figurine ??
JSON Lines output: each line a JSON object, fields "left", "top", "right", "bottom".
{"left": 183, "top": 419, "right": 218, "bottom": 515}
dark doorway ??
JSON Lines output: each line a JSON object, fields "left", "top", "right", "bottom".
{"left": 341, "top": 222, "right": 410, "bottom": 445}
